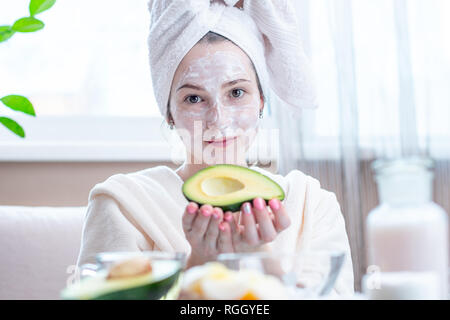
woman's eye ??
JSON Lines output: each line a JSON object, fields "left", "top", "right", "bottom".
{"left": 231, "top": 89, "right": 244, "bottom": 98}
{"left": 185, "top": 95, "right": 202, "bottom": 104}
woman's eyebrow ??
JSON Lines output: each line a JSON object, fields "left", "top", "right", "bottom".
{"left": 176, "top": 79, "right": 250, "bottom": 92}
{"left": 222, "top": 79, "right": 250, "bottom": 87}
{"left": 177, "top": 83, "right": 205, "bottom": 92}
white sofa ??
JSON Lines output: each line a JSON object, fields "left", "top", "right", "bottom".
{"left": 0, "top": 206, "right": 86, "bottom": 299}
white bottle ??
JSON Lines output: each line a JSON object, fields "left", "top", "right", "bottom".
{"left": 366, "top": 158, "right": 449, "bottom": 299}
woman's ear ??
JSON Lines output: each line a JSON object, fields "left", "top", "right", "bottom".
{"left": 166, "top": 106, "right": 173, "bottom": 124}
{"left": 166, "top": 110, "right": 174, "bottom": 128}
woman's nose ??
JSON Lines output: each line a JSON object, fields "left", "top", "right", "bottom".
{"left": 206, "top": 102, "right": 231, "bottom": 130}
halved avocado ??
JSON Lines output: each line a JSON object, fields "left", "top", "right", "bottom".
{"left": 61, "top": 260, "right": 182, "bottom": 300}
{"left": 182, "top": 164, "right": 285, "bottom": 212}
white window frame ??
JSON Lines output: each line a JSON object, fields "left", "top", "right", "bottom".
{"left": 0, "top": 115, "right": 174, "bottom": 162}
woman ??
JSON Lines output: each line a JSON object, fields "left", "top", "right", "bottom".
{"left": 76, "top": 0, "right": 355, "bottom": 296}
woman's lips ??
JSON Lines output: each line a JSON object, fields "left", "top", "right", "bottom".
{"left": 205, "top": 136, "right": 238, "bottom": 147}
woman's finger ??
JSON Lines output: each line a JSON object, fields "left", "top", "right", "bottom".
{"left": 224, "top": 211, "right": 241, "bottom": 245}
{"left": 217, "top": 222, "right": 234, "bottom": 253}
{"left": 204, "top": 207, "right": 223, "bottom": 251}
{"left": 240, "top": 202, "right": 260, "bottom": 246}
{"left": 269, "top": 199, "right": 291, "bottom": 232}
{"left": 190, "top": 204, "right": 213, "bottom": 238}
{"left": 182, "top": 202, "right": 198, "bottom": 233}
{"left": 252, "top": 198, "right": 277, "bottom": 243}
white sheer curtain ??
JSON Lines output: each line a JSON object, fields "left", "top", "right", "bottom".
{"left": 270, "top": 0, "right": 450, "bottom": 290}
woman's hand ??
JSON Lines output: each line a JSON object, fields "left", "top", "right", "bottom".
{"left": 182, "top": 198, "right": 291, "bottom": 269}
{"left": 225, "top": 198, "right": 291, "bottom": 252}
{"left": 182, "top": 202, "right": 234, "bottom": 268}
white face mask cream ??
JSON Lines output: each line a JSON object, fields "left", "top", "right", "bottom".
{"left": 170, "top": 44, "right": 262, "bottom": 165}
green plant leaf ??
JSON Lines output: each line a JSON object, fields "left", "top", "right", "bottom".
{"left": 29, "top": 0, "right": 56, "bottom": 16}
{"left": 0, "top": 25, "right": 15, "bottom": 43}
{"left": 0, "top": 117, "right": 25, "bottom": 138}
{"left": 1, "top": 95, "right": 36, "bottom": 116}
{"left": 12, "top": 17, "right": 45, "bottom": 33}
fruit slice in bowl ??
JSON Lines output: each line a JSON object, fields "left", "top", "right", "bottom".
{"left": 180, "top": 261, "right": 290, "bottom": 300}
{"left": 61, "top": 252, "right": 185, "bottom": 300}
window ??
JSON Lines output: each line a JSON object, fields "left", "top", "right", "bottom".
{"left": 0, "top": 0, "right": 157, "bottom": 116}
{"left": 0, "top": 0, "right": 165, "bottom": 161}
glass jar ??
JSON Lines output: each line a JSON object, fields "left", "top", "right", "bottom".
{"left": 366, "top": 157, "right": 449, "bottom": 299}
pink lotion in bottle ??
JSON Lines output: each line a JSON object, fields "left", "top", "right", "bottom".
{"left": 366, "top": 158, "right": 448, "bottom": 299}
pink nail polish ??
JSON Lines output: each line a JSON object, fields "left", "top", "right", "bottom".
{"left": 187, "top": 203, "right": 197, "bottom": 214}
{"left": 224, "top": 213, "right": 233, "bottom": 222}
{"left": 202, "top": 207, "right": 212, "bottom": 217}
{"left": 253, "top": 198, "right": 265, "bottom": 210}
{"left": 213, "top": 208, "right": 221, "bottom": 219}
{"left": 219, "top": 222, "right": 227, "bottom": 231}
{"left": 243, "top": 202, "right": 252, "bottom": 215}
{"left": 269, "top": 199, "right": 280, "bottom": 211}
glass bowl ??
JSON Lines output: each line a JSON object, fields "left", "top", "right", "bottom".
{"left": 180, "top": 250, "right": 346, "bottom": 300}
{"left": 62, "top": 251, "right": 186, "bottom": 300}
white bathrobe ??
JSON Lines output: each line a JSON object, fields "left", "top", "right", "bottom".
{"left": 76, "top": 165, "right": 355, "bottom": 296}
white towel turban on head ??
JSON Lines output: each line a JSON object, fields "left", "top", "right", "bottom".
{"left": 147, "top": 0, "right": 318, "bottom": 120}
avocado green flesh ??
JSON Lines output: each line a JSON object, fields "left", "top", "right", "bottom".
{"left": 182, "top": 165, "right": 285, "bottom": 212}
{"left": 61, "top": 260, "right": 181, "bottom": 300}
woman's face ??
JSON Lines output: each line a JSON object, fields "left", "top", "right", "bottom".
{"left": 169, "top": 40, "right": 263, "bottom": 165}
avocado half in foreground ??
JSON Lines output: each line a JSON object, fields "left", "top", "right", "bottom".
{"left": 61, "top": 260, "right": 182, "bottom": 300}
{"left": 182, "top": 164, "right": 285, "bottom": 212}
